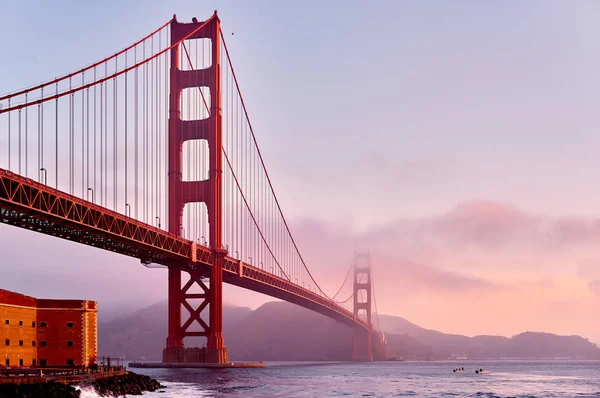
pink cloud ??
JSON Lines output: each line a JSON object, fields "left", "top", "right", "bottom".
{"left": 590, "top": 279, "right": 600, "bottom": 297}
{"left": 371, "top": 255, "right": 504, "bottom": 295}
{"left": 287, "top": 200, "right": 600, "bottom": 341}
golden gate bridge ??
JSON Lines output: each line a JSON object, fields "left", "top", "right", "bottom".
{"left": 0, "top": 11, "right": 387, "bottom": 364}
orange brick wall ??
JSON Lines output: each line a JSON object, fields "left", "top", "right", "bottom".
{"left": 84, "top": 305, "right": 98, "bottom": 365}
{"left": 1, "top": 305, "right": 37, "bottom": 367}
{"left": 37, "top": 308, "right": 85, "bottom": 366}
{"left": 0, "top": 290, "right": 97, "bottom": 368}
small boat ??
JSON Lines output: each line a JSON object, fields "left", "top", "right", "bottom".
{"left": 384, "top": 356, "right": 404, "bottom": 362}
{"left": 453, "top": 367, "right": 465, "bottom": 373}
{"left": 475, "top": 369, "right": 491, "bottom": 374}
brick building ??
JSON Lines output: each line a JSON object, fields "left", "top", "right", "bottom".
{"left": 0, "top": 289, "right": 97, "bottom": 367}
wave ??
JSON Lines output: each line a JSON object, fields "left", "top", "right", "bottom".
{"left": 74, "top": 385, "right": 106, "bottom": 398}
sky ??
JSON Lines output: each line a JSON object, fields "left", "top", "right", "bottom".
{"left": 1, "top": 1, "right": 600, "bottom": 344}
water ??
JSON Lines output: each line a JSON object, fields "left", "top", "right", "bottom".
{"left": 86, "top": 361, "right": 600, "bottom": 397}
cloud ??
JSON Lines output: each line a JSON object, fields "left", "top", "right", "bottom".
{"left": 431, "top": 200, "right": 537, "bottom": 248}
{"left": 287, "top": 200, "right": 600, "bottom": 338}
{"left": 590, "top": 279, "right": 600, "bottom": 297}
{"left": 289, "top": 212, "right": 505, "bottom": 298}
{"left": 368, "top": 200, "right": 600, "bottom": 252}
{"left": 373, "top": 256, "right": 504, "bottom": 295}
{"left": 578, "top": 258, "right": 600, "bottom": 279}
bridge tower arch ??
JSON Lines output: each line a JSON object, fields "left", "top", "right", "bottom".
{"left": 352, "top": 252, "right": 374, "bottom": 361}
{"left": 163, "top": 12, "right": 228, "bottom": 364}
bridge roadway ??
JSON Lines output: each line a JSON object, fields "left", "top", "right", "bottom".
{"left": 0, "top": 168, "right": 369, "bottom": 332}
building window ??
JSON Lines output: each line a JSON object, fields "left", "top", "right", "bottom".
{"left": 19, "top": 340, "right": 23, "bottom": 346}
{"left": 66, "top": 322, "right": 74, "bottom": 328}
{"left": 32, "top": 321, "right": 36, "bottom": 327}
{"left": 4, "top": 339, "right": 9, "bottom": 346}
{"left": 66, "top": 341, "right": 74, "bottom": 347}
{"left": 19, "top": 320, "right": 23, "bottom": 327}
{"left": 66, "top": 359, "right": 74, "bottom": 366}
{"left": 39, "top": 359, "right": 47, "bottom": 366}
{"left": 32, "top": 341, "right": 36, "bottom": 347}
{"left": 32, "top": 359, "right": 36, "bottom": 366}
{"left": 5, "top": 359, "right": 8, "bottom": 366}
{"left": 40, "top": 341, "right": 47, "bottom": 347}
{"left": 19, "top": 359, "right": 23, "bottom": 366}
{"left": 4, "top": 319, "right": 8, "bottom": 325}
{"left": 40, "top": 321, "right": 47, "bottom": 328}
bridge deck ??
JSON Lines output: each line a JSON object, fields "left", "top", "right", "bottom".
{"left": 0, "top": 168, "right": 368, "bottom": 331}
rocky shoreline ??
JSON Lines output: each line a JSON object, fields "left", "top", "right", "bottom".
{"left": 0, "top": 380, "right": 80, "bottom": 398}
{"left": 0, "top": 372, "right": 165, "bottom": 397}
{"left": 80, "top": 372, "right": 165, "bottom": 396}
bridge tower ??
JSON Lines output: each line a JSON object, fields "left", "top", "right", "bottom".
{"left": 352, "top": 252, "right": 373, "bottom": 361}
{"left": 163, "top": 12, "right": 228, "bottom": 364}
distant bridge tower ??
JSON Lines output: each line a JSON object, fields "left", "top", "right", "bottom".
{"left": 163, "top": 12, "right": 228, "bottom": 364}
{"left": 352, "top": 252, "right": 373, "bottom": 361}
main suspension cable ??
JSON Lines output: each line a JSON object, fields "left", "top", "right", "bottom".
{"left": 220, "top": 29, "right": 333, "bottom": 299}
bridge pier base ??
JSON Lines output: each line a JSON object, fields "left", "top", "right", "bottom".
{"left": 352, "top": 329, "right": 373, "bottom": 362}
{"left": 205, "top": 348, "right": 229, "bottom": 364}
{"left": 162, "top": 348, "right": 182, "bottom": 363}
{"left": 162, "top": 347, "right": 228, "bottom": 364}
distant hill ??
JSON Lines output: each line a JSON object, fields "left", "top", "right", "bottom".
{"left": 98, "top": 301, "right": 252, "bottom": 360}
{"left": 98, "top": 301, "right": 600, "bottom": 361}
{"left": 379, "top": 314, "right": 600, "bottom": 360}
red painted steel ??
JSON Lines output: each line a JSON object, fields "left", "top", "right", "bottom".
{"left": 0, "top": 167, "right": 370, "bottom": 331}
{"left": 0, "top": 19, "right": 213, "bottom": 115}
{"left": 165, "top": 12, "right": 228, "bottom": 363}
{"left": 0, "top": 168, "right": 202, "bottom": 264}
{"left": 353, "top": 252, "right": 373, "bottom": 361}
{"left": 0, "top": 13, "right": 388, "bottom": 363}
{"left": 0, "top": 20, "right": 173, "bottom": 103}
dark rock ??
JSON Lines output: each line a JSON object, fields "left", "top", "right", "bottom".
{"left": 80, "top": 372, "right": 165, "bottom": 396}
{"left": 0, "top": 380, "right": 80, "bottom": 398}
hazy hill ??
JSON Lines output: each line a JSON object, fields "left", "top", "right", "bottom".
{"left": 378, "top": 314, "right": 471, "bottom": 357}
{"left": 98, "top": 301, "right": 600, "bottom": 361}
{"left": 225, "top": 301, "right": 353, "bottom": 361}
{"left": 378, "top": 314, "right": 600, "bottom": 360}
{"left": 98, "top": 301, "right": 252, "bottom": 360}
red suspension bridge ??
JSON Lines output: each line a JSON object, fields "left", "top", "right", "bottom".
{"left": 0, "top": 12, "right": 387, "bottom": 363}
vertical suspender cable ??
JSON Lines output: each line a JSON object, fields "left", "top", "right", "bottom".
{"left": 114, "top": 57, "right": 118, "bottom": 211}
{"left": 125, "top": 51, "right": 129, "bottom": 212}
{"left": 55, "top": 82, "right": 58, "bottom": 188}
{"left": 135, "top": 46, "right": 139, "bottom": 219}
{"left": 86, "top": 83, "right": 90, "bottom": 195}
{"left": 104, "top": 62, "right": 108, "bottom": 207}
{"left": 8, "top": 98, "right": 11, "bottom": 170}
{"left": 100, "top": 75, "right": 104, "bottom": 205}
{"left": 94, "top": 67, "right": 97, "bottom": 201}
{"left": 18, "top": 107, "right": 21, "bottom": 174}
{"left": 37, "top": 96, "right": 41, "bottom": 181}
{"left": 69, "top": 77, "right": 72, "bottom": 194}
{"left": 72, "top": 78, "right": 75, "bottom": 194}
{"left": 156, "top": 36, "right": 160, "bottom": 227}
{"left": 143, "top": 40, "right": 147, "bottom": 222}
{"left": 41, "top": 90, "right": 44, "bottom": 182}
{"left": 82, "top": 74, "right": 85, "bottom": 197}
{"left": 25, "top": 94, "right": 28, "bottom": 176}
{"left": 150, "top": 37, "right": 155, "bottom": 225}
{"left": 145, "top": 41, "right": 149, "bottom": 223}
